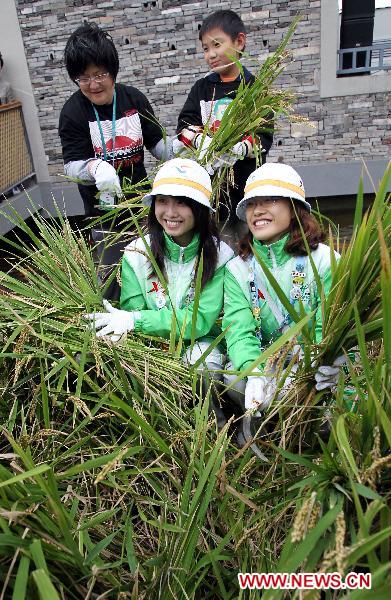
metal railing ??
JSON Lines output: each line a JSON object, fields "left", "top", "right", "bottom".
{"left": 0, "top": 100, "right": 35, "bottom": 195}
{"left": 337, "top": 40, "right": 391, "bottom": 75}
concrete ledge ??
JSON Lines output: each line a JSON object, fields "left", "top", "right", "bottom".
{"left": 0, "top": 181, "right": 84, "bottom": 235}
{"left": 292, "top": 159, "right": 390, "bottom": 199}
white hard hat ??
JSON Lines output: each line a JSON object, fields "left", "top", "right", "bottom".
{"left": 236, "top": 162, "right": 311, "bottom": 221}
{"left": 143, "top": 158, "right": 214, "bottom": 211}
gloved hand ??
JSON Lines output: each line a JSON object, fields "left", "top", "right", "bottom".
{"left": 90, "top": 160, "right": 122, "bottom": 197}
{"left": 204, "top": 163, "right": 215, "bottom": 176}
{"left": 211, "top": 153, "right": 237, "bottom": 171}
{"left": 178, "top": 127, "right": 202, "bottom": 147}
{"left": 315, "top": 355, "right": 347, "bottom": 391}
{"left": 84, "top": 299, "right": 136, "bottom": 343}
{"left": 245, "top": 372, "right": 277, "bottom": 416}
{"left": 193, "top": 133, "right": 213, "bottom": 161}
{"left": 211, "top": 137, "right": 258, "bottom": 171}
{"left": 231, "top": 137, "right": 255, "bottom": 159}
{"left": 172, "top": 137, "right": 186, "bottom": 156}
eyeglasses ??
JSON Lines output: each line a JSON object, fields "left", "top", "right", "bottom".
{"left": 75, "top": 72, "right": 110, "bottom": 86}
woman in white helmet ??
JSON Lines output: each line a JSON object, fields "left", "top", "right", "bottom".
{"left": 85, "top": 158, "right": 234, "bottom": 425}
{"left": 222, "top": 162, "right": 341, "bottom": 429}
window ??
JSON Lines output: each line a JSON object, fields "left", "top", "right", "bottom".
{"left": 337, "top": 0, "right": 391, "bottom": 76}
{"left": 320, "top": 0, "right": 391, "bottom": 97}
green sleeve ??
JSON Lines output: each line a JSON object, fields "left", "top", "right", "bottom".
{"left": 222, "top": 269, "right": 262, "bottom": 372}
{"left": 120, "top": 256, "right": 148, "bottom": 312}
{"left": 134, "top": 264, "right": 225, "bottom": 340}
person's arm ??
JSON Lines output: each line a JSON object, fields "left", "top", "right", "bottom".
{"left": 174, "top": 83, "right": 206, "bottom": 155}
{"left": 176, "top": 82, "right": 203, "bottom": 133}
{"left": 64, "top": 159, "right": 96, "bottom": 183}
{"left": 59, "top": 106, "right": 96, "bottom": 180}
{"left": 120, "top": 254, "right": 148, "bottom": 312}
{"left": 222, "top": 269, "right": 263, "bottom": 372}
{"left": 149, "top": 137, "right": 173, "bottom": 161}
{"left": 134, "top": 264, "right": 226, "bottom": 340}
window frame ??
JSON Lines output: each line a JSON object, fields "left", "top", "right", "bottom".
{"left": 320, "top": 0, "right": 391, "bottom": 98}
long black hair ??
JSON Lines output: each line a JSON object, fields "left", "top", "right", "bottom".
{"left": 64, "top": 22, "right": 119, "bottom": 81}
{"left": 147, "top": 197, "right": 220, "bottom": 289}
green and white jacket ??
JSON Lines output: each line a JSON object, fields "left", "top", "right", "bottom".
{"left": 120, "top": 232, "right": 234, "bottom": 340}
{"left": 222, "top": 234, "right": 339, "bottom": 372}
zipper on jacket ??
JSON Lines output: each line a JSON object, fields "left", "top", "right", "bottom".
{"left": 267, "top": 246, "right": 278, "bottom": 269}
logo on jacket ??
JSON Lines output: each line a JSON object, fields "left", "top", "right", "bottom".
{"left": 148, "top": 281, "right": 163, "bottom": 293}
{"left": 200, "top": 98, "right": 233, "bottom": 131}
{"left": 148, "top": 280, "right": 166, "bottom": 309}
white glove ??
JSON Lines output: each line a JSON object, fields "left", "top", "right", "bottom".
{"left": 172, "top": 137, "right": 186, "bottom": 156}
{"left": 231, "top": 138, "right": 255, "bottom": 159}
{"left": 91, "top": 160, "right": 122, "bottom": 197}
{"left": 204, "top": 163, "right": 215, "bottom": 176}
{"left": 211, "top": 139, "right": 257, "bottom": 171}
{"left": 84, "top": 299, "right": 136, "bottom": 343}
{"left": 315, "top": 355, "right": 347, "bottom": 391}
{"left": 193, "top": 133, "right": 213, "bottom": 161}
{"left": 211, "top": 153, "right": 237, "bottom": 171}
{"left": 245, "top": 373, "right": 277, "bottom": 416}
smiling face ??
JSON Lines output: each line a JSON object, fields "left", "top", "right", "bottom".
{"left": 154, "top": 195, "right": 195, "bottom": 247}
{"left": 245, "top": 197, "right": 292, "bottom": 244}
{"left": 76, "top": 63, "right": 115, "bottom": 105}
{"left": 201, "top": 28, "right": 245, "bottom": 79}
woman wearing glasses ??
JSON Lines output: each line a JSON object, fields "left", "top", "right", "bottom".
{"left": 59, "top": 22, "right": 171, "bottom": 216}
{"left": 222, "top": 162, "right": 342, "bottom": 440}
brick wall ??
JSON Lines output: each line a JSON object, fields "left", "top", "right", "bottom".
{"left": 15, "top": 0, "right": 390, "bottom": 182}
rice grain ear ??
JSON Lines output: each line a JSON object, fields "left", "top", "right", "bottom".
{"left": 0, "top": 206, "right": 192, "bottom": 412}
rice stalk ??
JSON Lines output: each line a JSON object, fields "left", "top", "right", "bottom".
{"left": 0, "top": 165, "right": 390, "bottom": 597}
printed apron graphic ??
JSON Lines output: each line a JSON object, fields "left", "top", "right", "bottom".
{"left": 89, "top": 110, "right": 143, "bottom": 168}
{"left": 200, "top": 97, "right": 233, "bottom": 132}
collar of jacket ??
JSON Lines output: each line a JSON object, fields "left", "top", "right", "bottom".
{"left": 206, "top": 65, "right": 253, "bottom": 84}
{"left": 164, "top": 231, "right": 200, "bottom": 263}
{"left": 252, "top": 233, "right": 292, "bottom": 267}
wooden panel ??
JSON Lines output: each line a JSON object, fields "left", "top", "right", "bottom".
{"left": 0, "top": 101, "right": 34, "bottom": 194}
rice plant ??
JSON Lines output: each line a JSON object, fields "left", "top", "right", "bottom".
{"left": 0, "top": 165, "right": 390, "bottom": 598}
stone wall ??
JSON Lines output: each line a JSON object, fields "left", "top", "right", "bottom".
{"left": 15, "top": 0, "right": 390, "bottom": 182}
